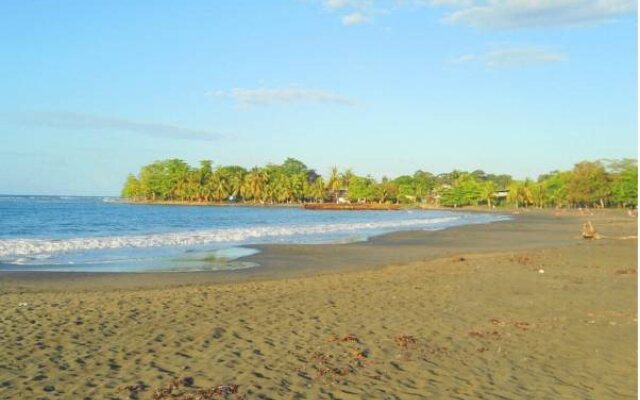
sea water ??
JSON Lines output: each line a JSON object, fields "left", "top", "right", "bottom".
{"left": 0, "top": 196, "right": 510, "bottom": 272}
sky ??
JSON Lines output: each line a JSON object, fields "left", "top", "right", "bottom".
{"left": 0, "top": 0, "right": 637, "bottom": 195}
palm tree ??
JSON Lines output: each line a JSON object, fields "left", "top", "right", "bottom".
{"left": 481, "top": 181, "right": 497, "bottom": 208}
{"left": 291, "top": 173, "right": 307, "bottom": 203}
{"left": 341, "top": 168, "right": 354, "bottom": 190}
{"left": 242, "top": 168, "right": 266, "bottom": 203}
{"left": 210, "top": 171, "right": 229, "bottom": 202}
{"left": 508, "top": 180, "right": 534, "bottom": 208}
{"left": 311, "top": 176, "right": 326, "bottom": 202}
{"left": 227, "top": 173, "right": 244, "bottom": 201}
{"left": 327, "top": 166, "right": 341, "bottom": 203}
{"left": 530, "top": 182, "right": 546, "bottom": 208}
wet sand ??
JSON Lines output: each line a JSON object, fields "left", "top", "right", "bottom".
{"left": 0, "top": 209, "right": 636, "bottom": 399}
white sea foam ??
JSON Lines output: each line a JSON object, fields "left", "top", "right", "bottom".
{"left": 0, "top": 216, "right": 466, "bottom": 258}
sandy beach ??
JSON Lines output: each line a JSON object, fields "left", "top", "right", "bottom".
{"left": 0, "top": 209, "right": 636, "bottom": 399}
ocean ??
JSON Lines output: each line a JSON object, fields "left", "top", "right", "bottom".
{"left": 0, "top": 196, "right": 510, "bottom": 272}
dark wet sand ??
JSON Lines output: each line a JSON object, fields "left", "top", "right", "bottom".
{"left": 0, "top": 209, "right": 609, "bottom": 292}
{"left": 0, "top": 209, "right": 636, "bottom": 399}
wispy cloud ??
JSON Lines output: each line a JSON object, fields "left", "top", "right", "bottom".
{"left": 210, "top": 87, "right": 357, "bottom": 107}
{"left": 485, "top": 47, "right": 566, "bottom": 66}
{"left": 450, "top": 53, "right": 477, "bottom": 64}
{"left": 452, "top": 47, "right": 567, "bottom": 67}
{"left": 323, "top": 0, "right": 355, "bottom": 9}
{"left": 319, "top": 0, "right": 378, "bottom": 25}
{"left": 2, "top": 112, "right": 223, "bottom": 141}
{"left": 427, "top": 0, "right": 474, "bottom": 6}
{"left": 342, "top": 12, "right": 372, "bottom": 25}
{"left": 316, "top": 0, "right": 635, "bottom": 28}
{"left": 444, "top": 0, "right": 637, "bottom": 29}
{"left": 322, "top": 0, "right": 373, "bottom": 9}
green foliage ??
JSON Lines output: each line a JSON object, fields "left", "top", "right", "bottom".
{"left": 439, "top": 174, "right": 482, "bottom": 207}
{"left": 480, "top": 181, "right": 498, "bottom": 208}
{"left": 347, "top": 175, "right": 377, "bottom": 203}
{"left": 507, "top": 179, "right": 534, "bottom": 208}
{"left": 281, "top": 158, "right": 308, "bottom": 176}
{"left": 610, "top": 160, "right": 638, "bottom": 207}
{"left": 121, "top": 174, "right": 141, "bottom": 199}
{"left": 539, "top": 171, "right": 570, "bottom": 207}
{"left": 121, "top": 157, "right": 638, "bottom": 209}
{"left": 567, "top": 161, "right": 610, "bottom": 207}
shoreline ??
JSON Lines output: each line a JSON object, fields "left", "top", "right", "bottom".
{"left": 116, "top": 198, "right": 530, "bottom": 212}
{"left": 0, "top": 207, "right": 635, "bottom": 398}
{"left": 1, "top": 208, "right": 632, "bottom": 293}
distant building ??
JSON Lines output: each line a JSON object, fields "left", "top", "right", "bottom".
{"left": 336, "top": 188, "right": 349, "bottom": 204}
{"left": 327, "top": 188, "right": 349, "bottom": 203}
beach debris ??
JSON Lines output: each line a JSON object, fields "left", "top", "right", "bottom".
{"left": 326, "top": 334, "right": 359, "bottom": 343}
{"left": 17, "top": 302, "right": 29, "bottom": 307}
{"left": 468, "top": 330, "right": 501, "bottom": 340}
{"left": 350, "top": 348, "right": 368, "bottom": 361}
{"left": 453, "top": 256, "right": 466, "bottom": 262}
{"left": 510, "top": 253, "right": 537, "bottom": 266}
{"left": 312, "top": 335, "right": 371, "bottom": 383}
{"left": 615, "top": 269, "right": 636, "bottom": 275}
{"left": 314, "top": 352, "right": 333, "bottom": 365}
{"left": 150, "top": 377, "right": 239, "bottom": 399}
{"left": 393, "top": 335, "right": 419, "bottom": 360}
{"left": 119, "top": 384, "right": 144, "bottom": 393}
{"left": 538, "top": 269, "right": 545, "bottom": 274}
{"left": 151, "top": 378, "right": 179, "bottom": 399}
{"left": 312, "top": 351, "right": 360, "bottom": 381}
{"left": 394, "top": 335, "right": 417, "bottom": 349}
{"left": 582, "top": 221, "right": 600, "bottom": 239}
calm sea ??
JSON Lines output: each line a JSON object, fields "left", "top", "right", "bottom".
{"left": 0, "top": 196, "right": 509, "bottom": 272}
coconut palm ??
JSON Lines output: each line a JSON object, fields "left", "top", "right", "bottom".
{"left": 242, "top": 168, "right": 267, "bottom": 203}
{"left": 327, "top": 166, "right": 341, "bottom": 203}
{"left": 311, "top": 176, "right": 326, "bottom": 202}
{"left": 210, "top": 171, "right": 229, "bottom": 202}
{"left": 481, "top": 181, "right": 497, "bottom": 208}
{"left": 508, "top": 180, "right": 534, "bottom": 208}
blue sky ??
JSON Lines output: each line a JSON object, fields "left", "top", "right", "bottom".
{"left": 0, "top": 0, "right": 637, "bottom": 195}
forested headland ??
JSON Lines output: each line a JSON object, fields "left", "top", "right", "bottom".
{"left": 121, "top": 158, "right": 638, "bottom": 209}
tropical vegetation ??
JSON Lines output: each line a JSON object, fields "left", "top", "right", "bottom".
{"left": 122, "top": 158, "right": 638, "bottom": 209}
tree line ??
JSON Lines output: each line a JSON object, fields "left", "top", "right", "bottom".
{"left": 121, "top": 157, "right": 637, "bottom": 208}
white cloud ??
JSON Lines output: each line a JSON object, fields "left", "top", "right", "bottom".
{"left": 444, "top": 0, "right": 637, "bottom": 29}
{"left": 415, "top": 0, "right": 475, "bottom": 6}
{"left": 450, "top": 53, "right": 477, "bottom": 63}
{"left": 485, "top": 47, "right": 566, "bottom": 66}
{"left": 452, "top": 47, "right": 567, "bottom": 67}
{"left": 342, "top": 12, "right": 371, "bottom": 24}
{"left": 2, "top": 112, "right": 223, "bottom": 141}
{"left": 324, "top": 0, "right": 351, "bottom": 8}
{"left": 318, "top": 0, "right": 376, "bottom": 24}
{"left": 316, "top": 0, "right": 635, "bottom": 28}
{"left": 211, "top": 87, "right": 357, "bottom": 106}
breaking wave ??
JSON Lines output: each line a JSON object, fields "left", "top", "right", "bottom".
{"left": 0, "top": 217, "right": 461, "bottom": 259}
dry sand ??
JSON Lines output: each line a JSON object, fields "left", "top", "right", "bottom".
{"left": 0, "top": 209, "right": 637, "bottom": 399}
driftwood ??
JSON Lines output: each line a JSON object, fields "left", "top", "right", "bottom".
{"left": 582, "top": 221, "right": 599, "bottom": 239}
{"left": 581, "top": 221, "right": 637, "bottom": 241}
